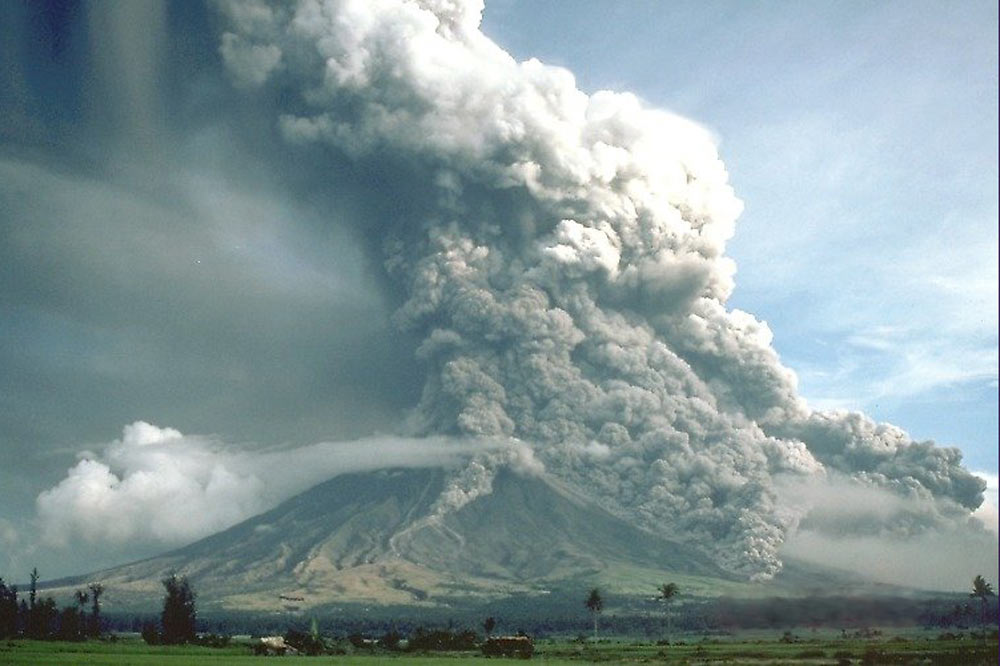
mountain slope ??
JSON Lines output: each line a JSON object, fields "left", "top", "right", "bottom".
{"left": 54, "top": 468, "right": 741, "bottom": 611}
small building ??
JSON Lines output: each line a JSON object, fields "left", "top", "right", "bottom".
{"left": 482, "top": 635, "right": 533, "bottom": 659}
{"left": 253, "top": 635, "right": 298, "bottom": 656}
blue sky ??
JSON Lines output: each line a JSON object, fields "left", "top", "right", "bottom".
{"left": 483, "top": 0, "right": 997, "bottom": 473}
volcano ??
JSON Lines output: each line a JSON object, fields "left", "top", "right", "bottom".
{"left": 49, "top": 468, "right": 766, "bottom": 612}
{"left": 47, "top": 466, "right": 910, "bottom": 617}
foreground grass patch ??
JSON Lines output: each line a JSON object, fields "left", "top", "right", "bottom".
{"left": 2, "top": 635, "right": 997, "bottom": 665}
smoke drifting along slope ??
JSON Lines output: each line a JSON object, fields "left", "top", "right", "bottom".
{"left": 35, "top": 421, "right": 513, "bottom": 551}
{"left": 214, "top": 0, "right": 985, "bottom": 579}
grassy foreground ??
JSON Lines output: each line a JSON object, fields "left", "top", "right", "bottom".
{"left": 1, "top": 634, "right": 997, "bottom": 665}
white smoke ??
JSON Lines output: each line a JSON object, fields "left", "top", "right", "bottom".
{"left": 36, "top": 421, "right": 514, "bottom": 549}
{"left": 211, "top": 0, "right": 987, "bottom": 579}
{"left": 972, "top": 471, "right": 999, "bottom": 535}
{"left": 777, "top": 473, "right": 997, "bottom": 590}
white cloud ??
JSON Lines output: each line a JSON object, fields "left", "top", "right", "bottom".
{"left": 782, "top": 528, "right": 998, "bottom": 592}
{"left": 972, "top": 471, "right": 999, "bottom": 536}
{"left": 35, "top": 421, "right": 510, "bottom": 550}
{"left": 0, "top": 518, "right": 19, "bottom": 556}
{"left": 777, "top": 472, "right": 999, "bottom": 591}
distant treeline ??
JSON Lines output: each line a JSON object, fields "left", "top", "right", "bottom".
{"left": 0, "top": 569, "right": 103, "bottom": 640}
{"left": 701, "top": 595, "right": 999, "bottom": 632}
{"left": 5, "top": 565, "right": 997, "bottom": 641}
{"left": 90, "top": 593, "right": 998, "bottom": 639}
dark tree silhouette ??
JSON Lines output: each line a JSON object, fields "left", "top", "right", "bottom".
{"left": 18, "top": 599, "right": 28, "bottom": 634}
{"left": 971, "top": 575, "right": 996, "bottom": 636}
{"left": 585, "top": 588, "right": 603, "bottom": 640}
{"left": 34, "top": 596, "right": 57, "bottom": 639}
{"left": 74, "top": 589, "right": 88, "bottom": 634}
{"left": 26, "top": 568, "right": 44, "bottom": 638}
{"left": 160, "top": 575, "right": 197, "bottom": 644}
{"left": 87, "top": 583, "right": 103, "bottom": 637}
{"left": 483, "top": 616, "right": 496, "bottom": 638}
{"left": 28, "top": 568, "right": 38, "bottom": 610}
{"left": 0, "top": 578, "right": 18, "bottom": 638}
{"left": 658, "top": 582, "right": 680, "bottom": 643}
{"left": 56, "top": 605, "right": 83, "bottom": 641}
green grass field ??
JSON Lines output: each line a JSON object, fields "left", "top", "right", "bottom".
{"left": 2, "top": 635, "right": 997, "bottom": 665}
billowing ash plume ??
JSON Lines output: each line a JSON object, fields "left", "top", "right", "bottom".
{"left": 214, "top": 0, "right": 985, "bottom": 579}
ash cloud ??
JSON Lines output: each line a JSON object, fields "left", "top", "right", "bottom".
{"left": 209, "top": 0, "right": 986, "bottom": 580}
{"left": 777, "top": 472, "right": 998, "bottom": 590}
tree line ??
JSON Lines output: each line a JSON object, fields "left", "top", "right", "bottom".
{"left": 3, "top": 568, "right": 994, "bottom": 644}
{"left": 0, "top": 568, "right": 199, "bottom": 646}
{"left": 0, "top": 568, "right": 103, "bottom": 640}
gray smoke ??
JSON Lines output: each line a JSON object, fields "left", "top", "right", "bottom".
{"left": 214, "top": 0, "right": 986, "bottom": 579}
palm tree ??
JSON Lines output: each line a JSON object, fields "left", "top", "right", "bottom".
{"left": 585, "top": 588, "right": 603, "bottom": 641}
{"left": 970, "top": 575, "right": 995, "bottom": 638}
{"left": 88, "top": 583, "right": 104, "bottom": 637}
{"left": 74, "top": 590, "right": 89, "bottom": 639}
{"left": 658, "top": 582, "right": 679, "bottom": 643}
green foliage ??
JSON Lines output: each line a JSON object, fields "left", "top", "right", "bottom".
{"left": 1, "top": 633, "right": 999, "bottom": 665}
{"left": 284, "top": 627, "right": 325, "bottom": 655}
{"left": 55, "top": 606, "right": 84, "bottom": 641}
{"left": 406, "top": 626, "right": 477, "bottom": 651}
{"left": 658, "top": 582, "right": 679, "bottom": 601}
{"left": 793, "top": 647, "right": 826, "bottom": 658}
{"left": 160, "top": 575, "right": 196, "bottom": 644}
{"left": 26, "top": 596, "right": 57, "bottom": 639}
{"left": 971, "top": 575, "right": 995, "bottom": 600}
{"left": 971, "top": 574, "right": 996, "bottom": 635}
{"left": 28, "top": 569, "right": 38, "bottom": 609}
{"left": 0, "top": 578, "right": 18, "bottom": 638}
{"left": 141, "top": 622, "right": 160, "bottom": 645}
{"left": 658, "top": 581, "right": 680, "bottom": 642}
{"left": 379, "top": 629, "right": 403, "bottom": 650}
{"left": 87, "top": 583, "right": 103, "bottom": 638}
{"left": 585, "top": 587, "right": 603, "bottom": 640}
{"left": 585, "top": 587, "right": 603, "bottom": 613}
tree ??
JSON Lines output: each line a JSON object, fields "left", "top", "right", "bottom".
{"left": 57, "top": 605, "right": 83, "bottom": 641}
{"left": 74, "top": 589, "right": 89, "bottom": 635}
{"left": 74, "top": 589, "right": 89, "bottom": 614}
{"left": 970, "top": 575, "right": 995, "bottom": 637}
{"left": 160, "top": 575, "right": 197, "bottom": 644}
{"left": 18, "top": 600, "right": 28, "bottom": 635}
{"left": 28, "top": 568, "right": 38, "bottom": 610}
{"left": 26, "top": 568, "right": 42, "bottom": 638}
{"left": 53, "top": 589, "right": 90, "bottom": 642}
{"left": 87, "top": 583, "right": 103, "bottom": 637}
{"left": 658, "top": 582, "right": 680, "bottom": 643}
{"left": 483, "top": 616, "right": 496, "bottom": 639}
{"left": 585, "top": 588, "right": 603, "bottom": 640}
{"left": 0, "top": 578, "right": 18, "bottom": 638}
{"left": 32, "top": 596, "right": 57, "bottom": 639}
{"left": 141, "top": 621, "right": 161, "bottom": 645}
